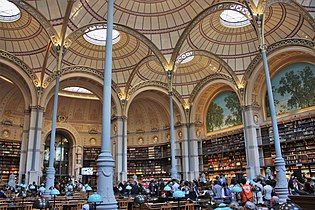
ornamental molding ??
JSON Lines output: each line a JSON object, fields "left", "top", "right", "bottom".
{"left": 189, "top": 73, "right": 236, "bottom": 103}
{"left": 171, "top": 1, "right": 250, "bottom": 66}
{"left": 128, "top": 80, "right": 184, "bottom": 104}
{"left": 43, "top": 66, "right": 121, "bottom": 95}
{"left": 266, "top": 1, "right": 315, "bottom": 30}
{"left": 244, "top": 38, "right": 315, "bottom": 81}
{"left": 0, "top": 50, "right": 39, "bottom": 86}
{"left": 13, "top": 0, "right": 59, "bottom": 44}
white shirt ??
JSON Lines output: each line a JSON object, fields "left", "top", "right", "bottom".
{"left": 264, "top": 185, "right": 273, "bottom": 200}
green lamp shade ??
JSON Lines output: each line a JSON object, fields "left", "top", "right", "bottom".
{"left": 126, "top": 185, "right": 132, "bottom": 190}
{"left": 88, "top": 193, "right": 103, "bottom": 203}
{"left": 163, "top": 185, "right": 171, "bottom": 192}
{"left": 50, "top": 188, "right": 60, "bottom": 195}
{"left": 172, "top": 190, "right": 185, "bottom": 198}
{"left": 39, "top": 186, "right": 46, "bottom": 193}
{"left": 85, "top": 185, "right": 93, "bottom": 192}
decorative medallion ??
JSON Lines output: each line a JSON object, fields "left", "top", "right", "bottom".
{"left": 153, "top": 136, "right": 158, "bottom": 143}
{"left": 90, "top": 138, "right": 96, "bottom": 145}
{"left": 138, "top": 137, "right": 144, "bottom": 145}
{"left": 253, "top": 115, "right": 259, "bottom": 125}
{"left": 2, "top": 129, "right": 10, "bottom": 138}
{"left": 177, "top": 131, "right": 183, "bottom": 139}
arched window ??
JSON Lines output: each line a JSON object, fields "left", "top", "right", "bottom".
{"left": 266, "top": 62, "right": 315, "bottom": 116}
{"left": 206, "top": 91, "right": 242, "bottom": 132}
{"left": 44, "top": 132, "right": 71, "bottom": 178}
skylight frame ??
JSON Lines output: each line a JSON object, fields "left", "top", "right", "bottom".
{"left": 0, "top": 0, "right": 21, "bottom": 23}
{"left": 219, "top": 4, "right": 251, "bottom": 28}
{"left": 83, "top": 25, "right": 120, "bottom": 46}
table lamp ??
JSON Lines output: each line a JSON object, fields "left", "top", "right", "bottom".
{"left": 88, "top": 192, "right": 103, "bottom": 210}
{"left": 50, "top": 188, "right": 60, "bottom": 210}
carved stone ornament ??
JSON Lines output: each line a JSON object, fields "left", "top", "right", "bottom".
{"left": 2, "top": 130, "right": 10, "bottom": 138}
{"left": 153, "top": 136, "right": 158, "bottom": 143}
{"left": 138, "top": 137, "right": 144, "bottom": 145}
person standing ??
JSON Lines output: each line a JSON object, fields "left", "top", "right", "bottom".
{"left": 263, "top": 180, "right": 273, "bottom": 207}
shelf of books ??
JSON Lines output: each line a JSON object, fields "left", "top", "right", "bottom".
{"left": 202, "top": 131, "right": 247, "bottom": 180}
{"left": 127, "top": 144, "right": 171, "bottom": 179}
{"left": 0, "top": 139, "right": 21, "bottom": 183}
{"left": 261, "top": 115, "right": 315, "bottom": 176}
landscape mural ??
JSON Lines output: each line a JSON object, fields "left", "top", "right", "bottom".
{"left": 206, "top": 91, "right": 242, "bottom": 132}
{"left": 267, "top": 62, "right": 315, "bottom": 116}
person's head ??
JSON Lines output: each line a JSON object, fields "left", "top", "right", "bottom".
{"left": 213, "top": 180, "right": 218, "bottom": 185}
{"left": 241, "top": 178, "right": 247, "bottom": 185}
{"left": 229, "top": 201, "right": 240, "bottom": 210}
{"left": 265, "top": 180, "right": 271, "bottom": 186}
{"left": 244, "top": 201, "right": 257, "bottom": 210}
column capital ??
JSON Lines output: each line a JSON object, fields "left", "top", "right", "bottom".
{"left": 29, "top": 105, "right": 45, "bottom": 111}
{"left": 242, "top": 104, "right": 261, "bottom": 112}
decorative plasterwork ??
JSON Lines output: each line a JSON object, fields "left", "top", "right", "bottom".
{"left": 189, "top": 73, "right": 236, "bottom": 104}
{"left": 128, "top": 80, "right": 184, "bottom": 105}
{"left": 65, "top": 22, "right": 167, "bottom": 67}
{"left": 0, "top": 50, "right": 39, "bottom": 86}
{"left": 43, "top": 65, "right": 122, "bottom": 97}
{"left": 170, "top": 1, "right": 251, "bottom": 67}
{"left": 12, "top": 0, "right": 59, "bottom": 44}
{"left": 125, "top": 55, "right": 160, "bottom": 93}
{"left": 244, "top": 38, "right": 315, "bottom": 81}
{"left": 266, "top": 0, "right": 315, "bottom": 30}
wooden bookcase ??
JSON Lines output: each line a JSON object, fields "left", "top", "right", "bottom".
{"left": 0, "top": 139, "right": 21, "bottom": 183}
{"left": 202, "top": 131, "right": 246, "bottom": 179}
{"left": 127, "top": 144, "right": 171, "bottom": 179}
{"left": 261, "top": 115, "right": 315, "bottom": 175}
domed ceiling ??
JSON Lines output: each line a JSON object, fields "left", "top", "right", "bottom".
{"left": 1, "top": 0, "right": 314, "bottom": 103}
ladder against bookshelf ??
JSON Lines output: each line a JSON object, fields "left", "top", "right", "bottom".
{"left": 201, "top": 131, "right": 247, "bottom": 179}
{"left": 261, "top": 116, "right": 315, "bottom": 175}
{"left": 0, "top": 139, "right": 21, "bottom": 183}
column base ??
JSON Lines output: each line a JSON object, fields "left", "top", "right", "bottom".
{"left": 274, "top": 157, "right": 288, "bottom": 204}
{"left": 97, "top": 151, "right": 117, "bottom": 210}
{"left": 45, "top": 167, "right": 55, "bottom": 191}
{"left": 28, "top": 171, "right": 40, "bottom": 185}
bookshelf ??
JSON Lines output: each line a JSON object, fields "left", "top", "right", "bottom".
{"left": 83, "top": 146, "right": 101, "bottom": 170}
{"left": 261, "top": 115, "right": 315, "bottom": 175}
{"left": 0, "top": 139, "right": 21, "bottom": 183}
{"left": 202, "top": 131, "right": 246, "bottom": 179}
{"left": 127, "top": 144, "right": 171, "bottom": 178}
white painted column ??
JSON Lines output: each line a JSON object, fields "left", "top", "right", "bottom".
{"left": 242, "top": 105, "right": 261, "bottom": 179}
{"left": 25, "top": 106, "right": 44, "bottom": 185}
{"left": 181, "top": 125, "right": 189, "bottom": 180}
{"left": 188, "top": 123, "right": 200, "bottom": 180}
{"left": 18, "top": 109, "right": 31, "bottom": 184}
{"left": 115, "top": 116, "right": 127, "bottom": 182}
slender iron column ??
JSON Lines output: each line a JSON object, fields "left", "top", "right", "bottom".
{"left": 167, "top": 70, "right": 178, "bottom": 179}
{"left": 261, "top": 46, "right": 288, "bottom": 203}
{"left": 45, "top": 74, "right": 60, "bottom": 191}
{"left": 96, "top": 0, "right": 117, "bottom": 208}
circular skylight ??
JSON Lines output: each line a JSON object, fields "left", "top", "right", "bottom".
{"left": 0, "top": 0, "right": 21, "bottom": 22}
{"left": 83, "top": 25, "right": 120, "bottom": 46}
{"left": 63, "top": 87, "right": 92, "bottom": 94}
{"left": 176, "top": 51, "right": 194, "bottom": 64}
{"left": 220, "top": 6, "right": 250, "bottom": 28}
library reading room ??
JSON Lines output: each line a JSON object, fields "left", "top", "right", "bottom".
{"left": 0, "top": 0, "right": 314, "bottom": 209}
